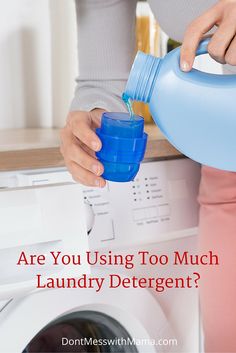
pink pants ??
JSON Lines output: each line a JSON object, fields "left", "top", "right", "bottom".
{"left": 199, "top": 166, "right": 236, "bottom": 352}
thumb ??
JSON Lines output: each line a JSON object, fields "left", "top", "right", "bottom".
{"left": 90, "top": 108, "right": 106, "bottom": 129}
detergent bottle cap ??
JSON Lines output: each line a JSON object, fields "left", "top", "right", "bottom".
{"left": 96, "top": 112, "right": 147, "bottom": 182}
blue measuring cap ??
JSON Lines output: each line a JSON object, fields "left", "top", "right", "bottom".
{"left": 96, "top": 112, "right": 148, "bottom": 182}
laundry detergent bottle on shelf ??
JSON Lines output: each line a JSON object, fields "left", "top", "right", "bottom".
{"left": 124, "top": 38, "right": 236, "bottom": 171}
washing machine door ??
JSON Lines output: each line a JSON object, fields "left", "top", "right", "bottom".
{"left": 0, "top": 183, "right": 89, "bottom": 300}
{"left": 0, "top": 270, "right": 176, "bottom": 353}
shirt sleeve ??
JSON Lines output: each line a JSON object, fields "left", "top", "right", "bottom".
{"left": 70, "top": 0, "right": 138, "bottom": 113}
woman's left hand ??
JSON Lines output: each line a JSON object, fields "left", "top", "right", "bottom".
{"left": 180, "top": 0, "right": 236, "bottom": 71}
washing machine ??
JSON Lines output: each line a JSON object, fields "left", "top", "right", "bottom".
{"left": 0, "top": 157, "right": 201, "bottom": 353}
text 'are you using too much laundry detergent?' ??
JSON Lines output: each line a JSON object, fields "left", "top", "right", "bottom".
{"left": 123, "top": 37, "right": 236, "bottom": 171}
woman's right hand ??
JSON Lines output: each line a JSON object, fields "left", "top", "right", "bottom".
{"left": 60, "top": 109, "right": 106, "bottom": 188}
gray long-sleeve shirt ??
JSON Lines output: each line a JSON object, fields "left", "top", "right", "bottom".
{"left": 70, "top": 0, "right": 217, "bottom": 113}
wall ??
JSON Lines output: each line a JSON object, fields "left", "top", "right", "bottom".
{"left": 0, "top": 0, "right": 77, "bottom": 129}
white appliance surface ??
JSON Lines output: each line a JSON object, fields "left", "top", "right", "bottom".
{"left": 84, "top": 158, "right": 200, "bottom": 248}
{"left": 0, "top": 158, "right": 201, "bottom": 353}
{"left": 0, "top": 183, "right": 89, "bottom": 299}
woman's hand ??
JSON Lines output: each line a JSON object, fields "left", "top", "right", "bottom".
{"left": 180, "top": 0, "right": 236, "bottom": 71}
{"left": 60, "top": 109, "right": 106, "bottom": 188}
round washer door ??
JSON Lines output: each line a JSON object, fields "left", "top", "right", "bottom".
{"left": 0, "top": 271, "right": 175, "bottom": 353}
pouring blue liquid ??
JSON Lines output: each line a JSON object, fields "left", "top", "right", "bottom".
{"left": 122, "top": 92, "right": 134, "bottom": 119}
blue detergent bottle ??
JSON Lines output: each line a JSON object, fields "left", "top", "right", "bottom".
{"left": 124, "top": 38, "right": 236, "bottom": 172}
{"left": 96, "top": 112, "right": 147, "bottom": 182}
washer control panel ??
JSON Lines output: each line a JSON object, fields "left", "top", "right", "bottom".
{"left": 0, "top": 158, "right": 200, "bottom": 250}
{"left": 83, "top": 158, "right": 200, "bottom": 249}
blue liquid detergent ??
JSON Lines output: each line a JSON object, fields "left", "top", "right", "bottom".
{"left": 122, "top": 92, "right": 134, "bottom": 119}
{"left": 124, "top": 38, "right": 236, "bottom": 171}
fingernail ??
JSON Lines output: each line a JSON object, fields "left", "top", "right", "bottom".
{"left": 181, "top": 61, "right": 190, "bottom": 72}
{"left": 91, "top": 141, "right": 100, "bottom": 151}
{"left": 92, "top": 164, "right": 100, "bottom": 175}
{"left": 94, "top": 179, "right": 101, "bottom": 187}
{"left": 100, "top": 180, "right": 106, "bottom": 188}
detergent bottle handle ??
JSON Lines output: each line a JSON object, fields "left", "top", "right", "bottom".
{"left": 196, "top": 37, "right": 211, "bottom": 56}
{"left": 194, "top": 38, "right": 236, "bottom": 77}
{"left": 176, "top": 38, "right": 211, "bottom": 70}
